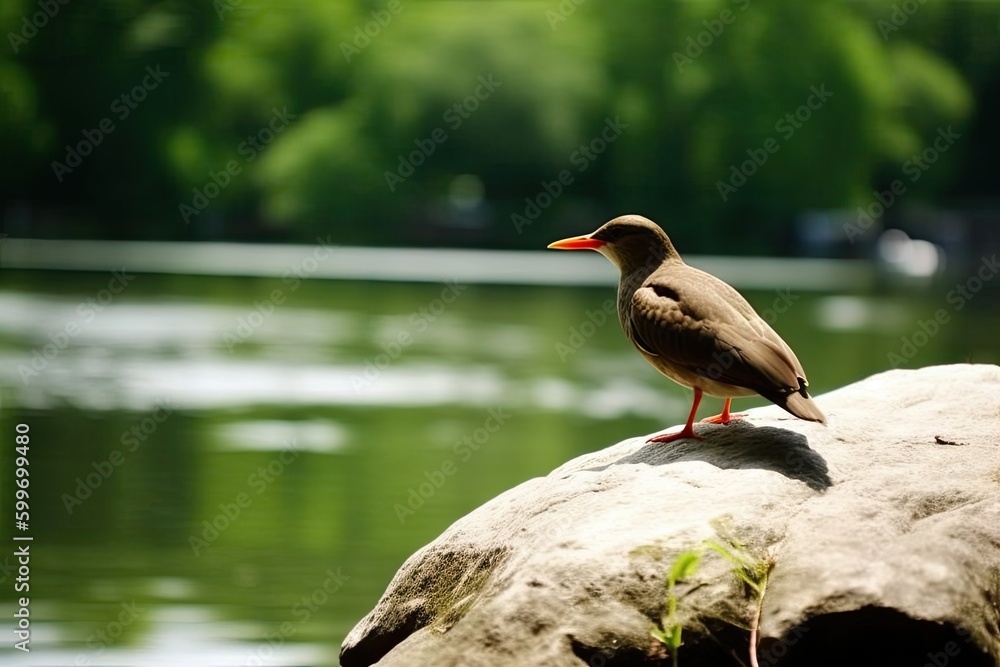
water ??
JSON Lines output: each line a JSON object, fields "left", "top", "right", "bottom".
{"left": 0, "top": 268, "right": 995, "bottom": 666}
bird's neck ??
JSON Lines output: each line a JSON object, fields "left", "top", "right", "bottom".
{"left": 618, "top": 245, "right": 678, "bottom": 291}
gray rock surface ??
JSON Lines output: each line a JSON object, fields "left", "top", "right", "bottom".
{"left": 341, "top": 364, "right": 1000, "bottom": 667}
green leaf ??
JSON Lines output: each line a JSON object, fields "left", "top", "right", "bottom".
{"left": 705, "top": 539, "right": 766, "bottom": 594}
{"left": 668, "top": 551, "right": 701, "bottom": 585}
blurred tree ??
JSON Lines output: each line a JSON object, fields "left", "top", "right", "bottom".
{"left": 596, "top": 0, "right": 972, "bottom": 253}
{"left": 0, "top": 0, "right": 992, "bottom": 251}
{"left": 251, "top": 2, "right": 607, "bottom": 243}
{"left": 1, "top": 0, "right": 222, "bottom": 238}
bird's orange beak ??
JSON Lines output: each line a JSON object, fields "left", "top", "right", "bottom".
{"left": 547, "top": 234, "right": 606, "bottom": 250}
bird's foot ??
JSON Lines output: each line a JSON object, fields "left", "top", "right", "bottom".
{"left": 646, "top": 428, "right": 704, "bottom": 444}
{"left": 700, "top": 412, "right": 747, "bottom": 425}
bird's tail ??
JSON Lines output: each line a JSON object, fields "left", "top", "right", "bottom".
{"left": 781, "top": 391, "right": 827, "bottom": 425}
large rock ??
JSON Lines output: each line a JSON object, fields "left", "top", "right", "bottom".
{"left": 341, "top": 365, "right": 1000, "bottom": 667}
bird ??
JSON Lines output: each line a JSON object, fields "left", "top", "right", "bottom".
{"left": 548, "top": 214, "right": 826, "bottom": 444}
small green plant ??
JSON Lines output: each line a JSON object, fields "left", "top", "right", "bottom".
{"left": 651, "top": 550, "right": 701, "bottom": 667}
{"left": 705, "top": 536, "right": 775, "bottom": 667}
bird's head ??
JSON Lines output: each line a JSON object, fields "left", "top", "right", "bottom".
{"left": 547, "top": 214, "right": 680, "bottom": 275}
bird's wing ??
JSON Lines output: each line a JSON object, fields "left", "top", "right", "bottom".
{"left": 627, "top": 276, "right": 807, "bottom": 397}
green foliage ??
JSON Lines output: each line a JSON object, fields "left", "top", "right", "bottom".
{"left": 706, "top": 527, "right": 775, "bottom": 667}
{"left": 651, "top": 528, "right": 775, "bottom": 667}
{"left": 650, "top": 549, "right": 701, "bottom": 667}
{"left": 255, "top": 105, "right": 384, "bottom": 238}
{"left": 1, "top": 0, "right": 992, "bottom": 245}
{"left": 705, "top": 536, "right": 772, "bottom": 597}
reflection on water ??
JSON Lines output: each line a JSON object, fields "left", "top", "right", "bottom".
{"left": 0, "top": 291, "right": 677, "bottom": 416}
{"left": 0, "top": 271, "right": 994, "bottom": 665}
{"left": 2, "top": 603, "right": 331, "bottom": 666}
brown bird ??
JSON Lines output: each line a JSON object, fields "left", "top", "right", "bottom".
{"left": 548, "top": 214, "right": 826, "bottom": 443}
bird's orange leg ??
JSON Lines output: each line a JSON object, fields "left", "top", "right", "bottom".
{"left": 701, "top": 397, "right": 747, "bottom": 424}
{"left": 648, "top": 388, "right": 705, "bottom": 444}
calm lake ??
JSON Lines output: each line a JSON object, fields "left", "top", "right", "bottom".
{"left": 0, "top": 262, "right": 996, "bottom": 666}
